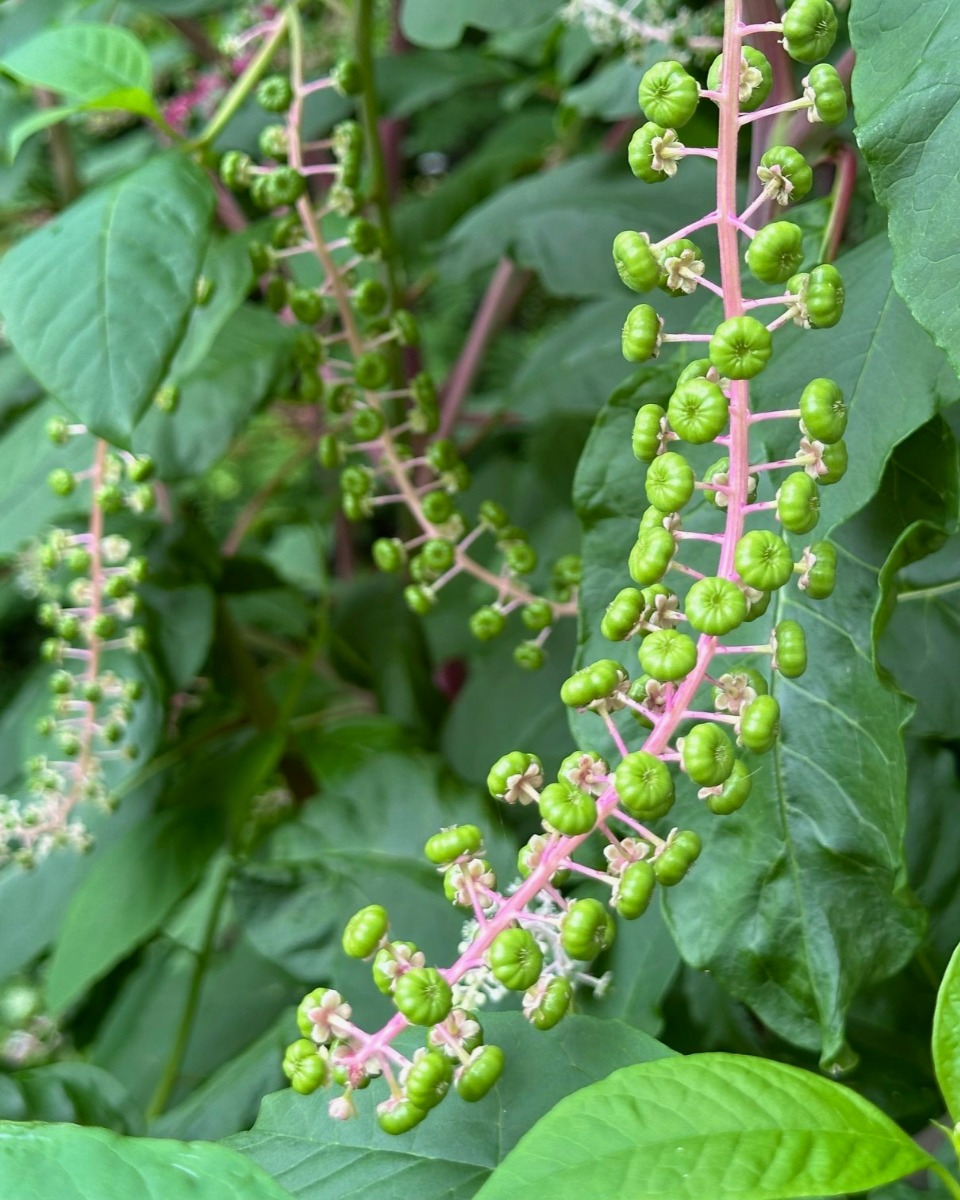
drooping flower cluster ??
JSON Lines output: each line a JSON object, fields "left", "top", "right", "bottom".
{"left": 561, "top": 0, "right": 723, "bottom": 60}
{"left": 259, "top": 0, "right": 848, "bottom": 1133}
{"left": 0, "top": 431, "right": 152, "bottom": 867}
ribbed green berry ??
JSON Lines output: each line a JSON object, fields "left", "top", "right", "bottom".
{"left": 515, "top": 642, "right": 546, "bottom": 670}
{"left": 404, "top": 1050, "right": 453, "bottom": 1111}
{"left": 622, "top": 304, "right": 662, "bottom": 362}
{"left": 601, "top": 587, "right": 645, "bottom": 641}
{"left": 705, "top": 758, "right": 753, "bottom": 814}
{"left": 488, "top": 928, "right": 543, "bottom": 991}
{"left": 740, "top": 694, "right": 781, "bottom": 754}
{"left": 421, "top": 490, "right": 454, "bottom": 523}
{"left": 404, "top": 584, "right": 436, "bottom": 615}
{"left": 819, "top": 439, "right": 848, "bottom": 485}
{"left": 393, "top": 967, "right": 453, "bottom": 1026}
{"left": 758, "top": 146, "right": 813, "bottom": 204}
{"left": 735, "top": 531, "right": 794, "bottom": 591}
{"left": 522, "top": 600, "right": 553, "bottom": 632}
{"left": 707, "top": 47, "right": 773, "bottom": 111}
{"left": 653, "top": 830, "right": 701, "bottom": 886}
{"left": 258, "top": 74, "right": 293, "bottom": 112}
{"left": 48, "top": 468, "right": 75, "bottom": 496}
{"left": 615, "top": 860, "right": 656, "bottom": 920}
{"left": 627, "top": 122, "right": 672, "bottom": 183}
{"left": 685, "top": 576, "right": 747, "bottom": 635}
{"left": 219, "top": 150, "right": 253, "bottom": 190}
{"left": 332, "top": 57, "right": 363, "bottom": 95}
{"left": 290, "top": 287, "right": 326, "bottom": 324}
{"left": 372, "top": 941, "right": 421, "bottom": 994}
{"left": 709, "top": 316, "right": 772, "bottom": 379}
{"left": 560, "top": 659, "right": 624, "bottom": 708}
{"left": 372, "top": 538, "right": 405, "bottom": 572}
{"left": 378, "top": 1098, "right": 427, "bottom": 1135}
{"left": 801, "top": 540, "right": 837, "bottom": 599}
{"left": 799, "top": 378, "right": 846, "bottom": 443}
{"left": 425, "top": 825, "right": 483, "bottom": 865}
{"left": 504, "top": 542, "right": 537, "bottom": 574}
{"left": 354, "top": 278, "right": 387, "bottom": 314}
{"left": 350, "top": 407, "right": 384, "bottom": 442}
{"left": 645, "top": 451, "right": 694, "bottom": 512}
{"left": 456, "top": 1045, "right": 504, "bottom": 1102}
{"left": 632, "top": 403, "right": 666, "bottom": 462}
{"left": 746, "top": 221, "right": 804, "bottom": 285}
{"left": 488, "top": 751, "right": 541, "bottom": 802}
{"left": 806, "top": 264, "right": 845, "bottom": 328}
{"left": 282, "top": 1039, "right": 328, "bottom": 1094}
{"left": 682, "top": 722, "right": 735, "bottom": 787}
{"left": 667, "top": 378, "right": 728, "bottom": 444}
{"left": 805, "top": 63, "right": 847, "bottom": 124}
{"left": 639, "top": 628, "right": 697, "bottom": 682}
{"left": 538, "top": 781, "right": 597, "bottom": 836}
{"left": 615, "top": 750, "right": 675, "bottom": 819}
{"left": 774, "top": 619, "right": 807, "bottom": 678}
{"left": 777, "top": 471, "right": 820, "bottom": 534}
{"left": 392, "top": 309, "right": 419, "bottom": 347}
{"left": 527, "top": 977, "right": 573, "bottom": 1029}
{"left": 560, "top": 898, "right": 616, "bottom": 961}
{"left": 783, "top": 0, "right": 838, "bottom": 64}
{"left": 638, "top": 60, "right": 699, "bottom": 127}
{"left": 354, "top": 351, "right": 390, "bottom": 389}
{"left": 613, "top": 231, "right": 661, "bottom": 293}
{"left": 629, "top": 525, "right": 675, "bottom": 586}
{"left": 342, "top": 904, "right": 389, "bottom": 958}
{"left": 470, "top": 606, "right": 506, "bottom": 641}
{"left": 348, "top": 218, "right": 380, "bottom": 256}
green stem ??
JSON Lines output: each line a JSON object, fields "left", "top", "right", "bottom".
{"left": 145, "top": 859, "right": 233, "bottom": 1120}
{"left": 932, "top": 1163, "right": 960, "bottom": 1199}
{"left": 190, "top": 11, "right": 291, "bottom": 150}
{"left": 355, "top": 0, "right": 403, "bottom": 313}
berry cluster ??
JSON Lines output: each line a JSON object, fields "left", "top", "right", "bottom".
{"left": 0, "top": 434, "right": 150, "bottom": 867}
{"left": 218, "top": 27, "right": 579, "bottom": 669}
{"left": 277, "top": 0, "right": 848, "bottom": 1134}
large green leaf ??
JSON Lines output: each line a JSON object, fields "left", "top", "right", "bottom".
{"left": 0, "top": 153, "right": 214, "bottom": 444}
{"left": 230, "top": 1012, "right": 672, "bottom": 1199}
{"left": 0, "top": 1121, "right": 293, "bottom": 1200}
{"left": 905, "top": 741, "right": 960, "bottom": 971}
{"left": 933, "top": 942, "right": 960, "bottom": 1123}
{"left": 1, "top": 24, "right": 152, "bottom": 101}
{"left": 474, "top": 1053, "right": 933, "bottom": 1200}
{"left": 851, "top": 1, "right": 960, "bottom": 380}
{"left": 0, "top": 1062, "right": 143, "bottom": 1133}
{"left": 400, "top": 0, "right": 558, "bottom": 48}
{"left": 45, "top": 806, "right": 222, "bottom": 1013}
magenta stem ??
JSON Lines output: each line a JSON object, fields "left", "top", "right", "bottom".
{"left": 751, "top": 408, "right": 800, "bottom": 423}
{"left": 655, "top": 211, "right": 718, "bottom": 245}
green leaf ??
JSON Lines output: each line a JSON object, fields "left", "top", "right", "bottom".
{"left": 851, "top": 1, "right": 960, "bottom": 382}
{"left": 0, "top": 1121, "right": 293, "bottom": 1200}
{"left": 45, "top": 807, "right": 222, "bottom": 1013}
{"left": 444, "top": 153, "right": 716, "bottom": 297}
{"left": 934, "top": 942, "right": 960, "bottom": 1123}
{"left": 141, "top": 583, "right": 215, "bottom": 689}
{"left": 230, "top": 1012, "right": 672, "bottom": 1199}
{"left": 0, "top": 1062, "right": 143, "bottom": 1133}
{"left": 377, "top": 49, "right": 516, "bottom": 119}
{"left": 132, "top": 306, "right": 291, "bottom": 480}
{"left": 906, "top": 741, "right": 960, "bottom": 971}
{"left": 1, "top": 23, "right": 152, "bottom": 102}
{"left": 0, "top": 153, "right": 215, "bottom": 444}
{"left": 474, "top": 1053, "right": 933, "bottom": 1200}
{"left": 7, "top": 103, "right": 78, "bottom": 160}
{"left": 400, "top": 0, "right": 559, "bottom": 48}
{"left": 565, "top": 59, "right": 646, "bottom": 119}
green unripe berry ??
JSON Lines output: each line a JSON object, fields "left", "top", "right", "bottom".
{"left": 521, "top": 600, "right": 553, "bottom": 632}
{"left": 405, "top": 1051, "right": 453, "bottom": 1111}
{"left": 774, "top": 619, "right": 807, "bottom": 678}
{"left": 615, "top": 860, "right": 657, "bottom": 920}
{"left": 354, "top": 351, "right": 390, "bottom": 390}
{"left": 332, "top": 57, "right": 363, "bottom": 96}
{"left": 705, "top": 758, "right": 753, "bottom": 814}
{"left": 50, "top": 669, "right": 74, "bottom": 695}
{"left": 538, "top": 781, "right": 597, "bottom": 836}
{"left": 560, "top": 898, "right": 616, "bottom": 961}
{"left": 378, "top": 1098, "right": 427, "bottom": 1135}
{"left": 393, "top": 967, "right": 453, "bottom": 1026}
{"left": 653, "top": 830, "right": 701, "bottom": 886}
{"left": 758, "top": 146, "right": 813, "bottom": 204}
{"left": 354, "top": 278, "right": 387, "bottom": 315}
{"left": 799, "top": 378, "right": 846, "bottom": 443}
{"left": 259, "top": 126, "right": 289, "bottom": 164}
{"left": 681, "top": 722, "right": 735, "bottom": 787}
{"left": 219, "top": 150, "right": 252, "bottom": 190}
{"left": 707, "top": 47, "right": 773, "bottom": 111}
{"left": 667, "top": 378, "right": 729, "bottom": 445}
{"left": 601, "top": 587, "right": 645, "bottom": 641}
{"left": 806, "top": 264, "right": 845, "bottom": 329}
{"left": 266, "top": 166, "right": 304, "bottom": 206}
{"left": 404, "top": 584, "right": 436, "bottom": 615}
{"left": 658, "top": 238, "right": 704, "bottom": 297}
{"left": 818, "top": 439, "right": 848, "bottom": 485}
{"left": 392, "top": 309, "right": 419, "bottom": 347}
{"left": 709, "top": 316, "right": 773, "bottom": 379}
{"left": 488, "top": 751, "right": 542, "bottom": 802}
{"left": 514, "top": 642, "right": 546, "bottom": 670}
{"left": 627, "top": 122, "right": 674, "bottom": 184}
{"left": 317, "top": 435, "right": 345, "bottom": 470}
{"left": 340, "top": 464, "right": 372, "bottom": 497}
{"left": 553, "top": 554, "right": 582, "bottom": 588}
{"left": 479, "top": 499, "right": 509, "bottom": 530}
{"left": 282, "top": 1039, "right": 328, "bottom": 1094}
{"left": 685, "top": 576, "right": 747, "bottom": 635}
{"left": 342, "top": 904, "right": 389, "bottom": 959}
{"left": 801, "top": 540, "right": 837, "bottom": 599}
{"left": 740, "top": 694, "right": 781, "bottom": 754}
{"left": 628, "top": 525, "right": 675, "bottom": 586}
{"left": 560, "top": 659, "right": 624, "bottom": 709}
{"left": 421, "top": 538, "right": 455, "bottom": 574}
{"left": 45, "top": 416, "right": 69, "bottom": 445}
{"left": 455, "top": 1044, "right": 504, "bottom": 1102}
{"left": 613, "top": 231, "right": 660, "bottom": 293}
{"left": 425, "top": 825, "right": 483, "bottom": 866}
{"left": 645, "top": 450, "right": 694, "bottom": 512}
{"left": 632, "top": 403, "right": 667, "bottom": 462}
{"left": 639, "top": 61, "right": 699, "bottom": 127}
{"left": 421, "top": 490, "right": 454, "bottom": 523}
{"left": 470, "top": 606, "right": 506, "bottom": 642}
{"left": 488, "top": 928, "right": 544, "bottom": 991}
{"left": 735, "top": 531, "right": 794, "bottom": 591}
{"left": 48, "top": 468, "right": 75, "bottom": 496}
{"left": 504, "top": 542, "right": 537, "bottom": 575}
{"left": 639, "top": 628, "right": 698, "bottom": 682}
{"left": 289, "top": 287, "right": 326, "bottom": 325}
{"left": 348, "top": 218, "right": 380, "bottom": 256}
{"left": 805, "top": 63, "right": 847, "bottom": 125}
{"left": 622, "top": 304, "right": 662, "bottom": 363}
{"left": 783, "top": 0, "right": 838, "bottom": 64}
{"left": 746, "top": 221, "right": 804, "bottom": 285}
{"left": 527, "top": 977, "right": 573, "bottom": 1030}
{"left": 257, "top": 74, "right": 293, "bottom": 112}
{"left": 614, "top": 750, "right": 675, "bottom": 820}
{"left": 777, "top": 471, "right": 820, "bottom": 534}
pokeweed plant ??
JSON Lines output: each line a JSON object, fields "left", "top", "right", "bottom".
{"left": 0, "top": 1, "right": 959, "bottom": 1198}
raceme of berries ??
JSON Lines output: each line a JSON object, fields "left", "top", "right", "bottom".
{"left": 275, "top": 0, "right": 848, "bottom": 1135}
{"left": 1, "top": 433, "right": 150, "bottom": 868}
{"left": 217, "top": 29, "right": 578, "bottom": 672}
